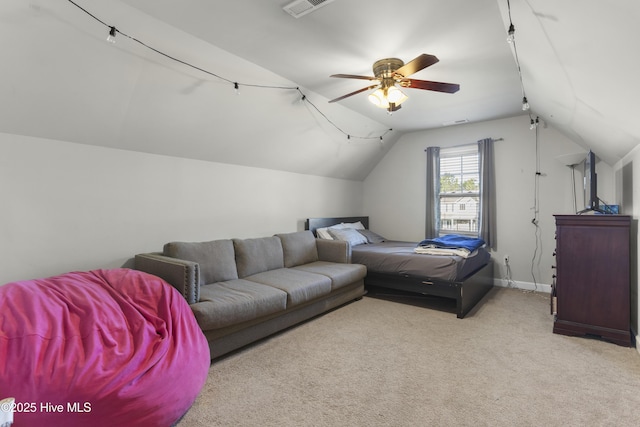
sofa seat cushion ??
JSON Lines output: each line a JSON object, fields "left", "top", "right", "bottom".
{"left": 246, "top": 268, "right": 331, "bottom": 306}
{"left": 191, "top": 280, "right": 287, "bottom": 330}
{"left": 293, "top": 261, "right": 367, "bottom": 290}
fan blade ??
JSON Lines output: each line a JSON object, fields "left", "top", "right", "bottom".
{"left": 388, "top": 103, "right": 402, "bottom": 112}
{"left": 394, "top": 54, "right": 439, "bottom": 77}
{"left": 330, "top": 74, "right": 378, "bottom": 81}
{"left": 328, "top": 85, "right": 379, "bottom": 103}
{"left": 400, "top": 78, "right": 460, "bottom": 93}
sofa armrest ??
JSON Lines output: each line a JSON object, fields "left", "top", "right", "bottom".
{"left": 134, "top": 253, "right": 200, "bottom": 304}
{"left": 315, "top": 239, "right": 351, "bottom": 263}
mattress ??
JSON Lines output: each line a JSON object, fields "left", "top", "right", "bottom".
{"left": 351, "top": 241, "right": 490, "bottom": 282}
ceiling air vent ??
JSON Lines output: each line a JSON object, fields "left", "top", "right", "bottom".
{"left": 442, "top": 119, "right": 469, "bottom": 126}
{"left": 283, "top": 0, "right": 337, "bottom": 18}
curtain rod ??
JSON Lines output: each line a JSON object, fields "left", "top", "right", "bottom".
{"left": 424, "top": 137, "right": 503, "bottom": 151}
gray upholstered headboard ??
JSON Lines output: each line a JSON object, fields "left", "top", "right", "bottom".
{"left": 305, "top": 216, "right": 369, "bottom": 236}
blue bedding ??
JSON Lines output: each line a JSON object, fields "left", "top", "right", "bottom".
{"left": 418, "top": 234, "right": 486, "bottom": 252}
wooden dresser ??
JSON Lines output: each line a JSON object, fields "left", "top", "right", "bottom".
{"left": 552, "top": 214, "right": 631, "bottom": 346}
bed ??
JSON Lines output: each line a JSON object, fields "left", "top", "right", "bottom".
{"left": 0, "top": 268, "right": 210, "bottom": 426}
{"left": 305, "top": 216, "right": 494, "bottom": 318}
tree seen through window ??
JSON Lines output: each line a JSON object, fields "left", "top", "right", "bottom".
{"left": 439, "top": 146, "right": 480, "bottom": 234}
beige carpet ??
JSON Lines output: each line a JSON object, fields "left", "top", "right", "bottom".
{"left": 178, "top": 287, "right": 640, "bottom": 426}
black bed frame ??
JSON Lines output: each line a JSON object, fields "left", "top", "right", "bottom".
{"left": 305, "top": 216, "right": 494, "bottom": 318}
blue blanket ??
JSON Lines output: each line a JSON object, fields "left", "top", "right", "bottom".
{"left": 418, "top": 234, "right": 486, "bottom": 252}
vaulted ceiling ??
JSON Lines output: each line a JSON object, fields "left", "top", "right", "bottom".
{"left": 122, "top": 0, "right": 523, "bottom": 131}
{"left": 2, "top": 0, "right": 638, "bottom": 178}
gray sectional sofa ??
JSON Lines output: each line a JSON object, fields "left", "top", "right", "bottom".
{"left": 134, "top": 230, "right": 366, "bottom": 359}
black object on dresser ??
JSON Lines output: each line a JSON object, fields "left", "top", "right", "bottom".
{"left": 552, "top": 214, "right": 631, "bottom": 346}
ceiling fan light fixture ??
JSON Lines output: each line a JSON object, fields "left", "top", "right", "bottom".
{"left": 329, "top": 53, "right": 459, "bottom": 110}
{"left": 368, "top": 85, "right": 408, "bottom": 109}
{"left": 387, "top": 86, "right": 408, "bottom": 104}
{"left": 368, "top": 88, "right": 386, "bottom": 107}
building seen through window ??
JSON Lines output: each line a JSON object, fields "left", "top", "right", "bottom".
{"left": 439, "top": 145, "right": 479, "bottom": 235}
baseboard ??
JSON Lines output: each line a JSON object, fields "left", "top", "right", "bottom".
{"left": 494, "top": 278, "right": 552, "bottom": 294}
{"left": 497, "top": 280, "right": 638, "bottom": 355}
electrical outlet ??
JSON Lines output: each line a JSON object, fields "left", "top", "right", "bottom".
{"left": 503, "top": 255, "right": 509, "bottom": 265}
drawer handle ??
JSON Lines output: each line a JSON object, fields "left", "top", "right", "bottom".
{"left": 422, "top": 281, "right": 434, "bottom": 286}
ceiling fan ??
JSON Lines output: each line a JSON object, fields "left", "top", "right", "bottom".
{"left": 328, "top": 54, "right": 460, "bottom": 112}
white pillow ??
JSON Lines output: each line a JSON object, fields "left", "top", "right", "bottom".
{"left": 328, "top": 227, "right": 368, "bottom": 246}
{"left": 316, "top": 227, "right": 334, "bottom": 240}
{"left": 316, "top": 223, "right": 347, "bottom": 239}
{"left": 340, "top": 221, "right": 365, "bottom": 230}
{"left": 317, "top": 222, "right": 365, "bottom": 239}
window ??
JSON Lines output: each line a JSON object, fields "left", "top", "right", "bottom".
{"left": 439, "top": 145, "right": 479, "bottom": 235}
{"left": 426, "top": 139, "right": 494, "bottom": 246}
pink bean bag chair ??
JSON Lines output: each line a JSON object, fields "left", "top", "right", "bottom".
{"left": 0, "top": 268, "right": 210, "bottom": 426}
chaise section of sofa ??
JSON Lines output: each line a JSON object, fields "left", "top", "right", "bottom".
{"left": 134, "top": 230, "right": 366, "bottom": 359}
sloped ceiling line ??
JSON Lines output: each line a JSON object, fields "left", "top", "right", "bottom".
{"left": 523, "top": 0, "right": 578, "bottom": 121}
{"left": 65, "top": 0, "right": 391, "bottom": 144}
{"left": 16, "top": 1, "right": 637, "bottom": 177}
{"left": 504, "top": 0, "right": 539, "bottom": 128}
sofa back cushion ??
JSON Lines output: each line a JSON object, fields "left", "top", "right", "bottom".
{"left": 233, "top": 237, "right": 284, "bottom": 278}
{"left": 164, "top": 239, "right": 238, "bottom": 286}
{"left": 276, "top": 231, "right": 319, "bottom": 268}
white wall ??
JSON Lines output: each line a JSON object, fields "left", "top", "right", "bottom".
{"left": 2, "top": 113, "right": 623, "bottom": 303}
{"left": 363, "top": 115, "right": 615, "bottom": 291}
{"left": 0, "top": 132, "right": 363, "bottom": 285}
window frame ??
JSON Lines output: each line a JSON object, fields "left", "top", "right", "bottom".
{"left": 437, "top": 144, "right": 480, "bottom": 237}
